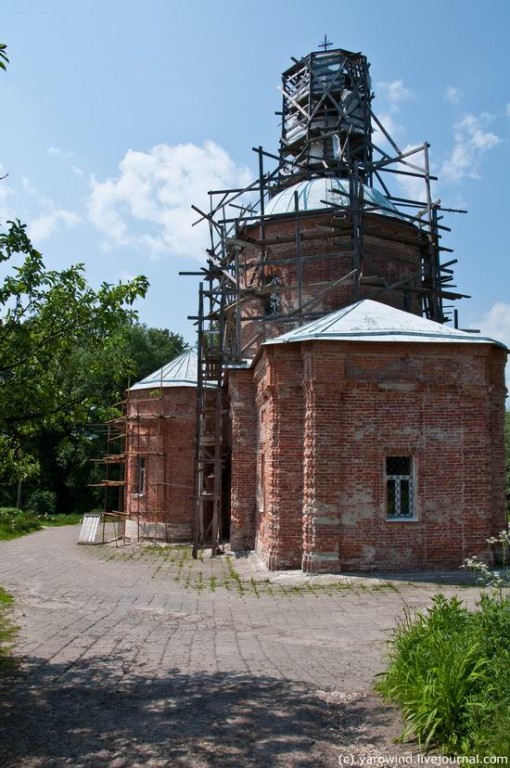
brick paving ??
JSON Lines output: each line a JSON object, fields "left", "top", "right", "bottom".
{"left": 0, "top": 526, "right": 479, "bottom": 767}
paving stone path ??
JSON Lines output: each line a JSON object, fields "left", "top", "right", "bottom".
{"left": 0, "top": 526, "right": 479, "bottom": 767}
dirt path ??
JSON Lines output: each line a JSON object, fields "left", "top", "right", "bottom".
{"left": 0, "top": 527, "right": 478, "bottom": 767}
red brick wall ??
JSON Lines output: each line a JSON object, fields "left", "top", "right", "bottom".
{"left": 125, "top": 387, "right": 196, "bottom": 540}
{"left": 487, "top": 349, "right": 508, "bottom": 543}
{"left": 230, "top": 339, "right": 507, "bottom": 572}
{"left": 234, "top": 212, "right": 425, "bottom": 356}
{"left": 252, "top": 347, "right": 305, "bottom": 569}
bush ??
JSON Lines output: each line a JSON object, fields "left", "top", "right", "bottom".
{"left": 0, "top": 507, "right": 41, "bottom": 540}
{"left": 25, "top": 490, "right": 56, "bottom": 517}
{"left": 0, "top": 505, "right": 81, "bottom": 538}
{"left": 377, "top": 593, "right": 510, "bottom": 757}
{"left": 0, "top": 507, "right": 23, "bottom": 521}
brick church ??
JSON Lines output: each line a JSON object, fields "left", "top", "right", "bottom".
{"left": 122, "top": 45, "right": 507, "bottom": 572}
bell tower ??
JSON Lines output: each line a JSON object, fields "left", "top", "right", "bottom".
{"left": 279, "top": 44, "right": 372, "bottom": 183}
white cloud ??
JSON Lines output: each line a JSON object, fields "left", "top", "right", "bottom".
{"left": 442, "top": 113, "right": 501, "bottom": 183}
{"left": 47, "top": 146, "right": 75, "bottom": 159}
{"left": 506, "top": 103, "right": 510, "bottom": 118}
{"left": 476, "top": 302, "right": 510, "bottom": 348}
{"left": 88, "top": 140, "right": 252, "bottom": 260}
{"left": 445, "top": 86, "right": 463, "bottom": 105}
{"left": 13, "top": 177, "right": 81, "bottom": 241}
{"left": 29, "top": 209, "right": 81, "bottom": 242}
{"left": 377, "top": 80, "right": 412, "bottom": 105}
{"left": 71, "top": 165, "right": 84, "bottom": 177}
{"left": 48, "top": 146, "right": 85, "bottom": 177}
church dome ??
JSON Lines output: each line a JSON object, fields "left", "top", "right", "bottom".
{"left": 264, "top": 177, "right": 403, "bottom": 219}
{"left": 129, "top": 349, "right": 198, "bottom": 391}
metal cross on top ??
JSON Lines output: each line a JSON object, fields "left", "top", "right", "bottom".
{"left": 318, "top": 34, "right": 333, "bottom": 51}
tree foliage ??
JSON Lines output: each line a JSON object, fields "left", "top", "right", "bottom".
{"left": 123, "top": 323, "right": 187, "bottom": 385}
{"left": 25, "top": 323, "right": 188, "bottom": 515}
{"left": 0, "top": 220, "right": 149, "bottom": 483}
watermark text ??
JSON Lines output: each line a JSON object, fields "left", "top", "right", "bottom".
{"left": 338, "top": 755, "right": 508, "bottom": 766}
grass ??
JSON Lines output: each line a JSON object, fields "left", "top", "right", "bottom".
{"left": 0, "top": 508, "right": 41, "bottom": 541}
{"left": 0, "top": 508, "right": 83, "bottom": 541}
{"left": 91, "top": 542, "right": 400, "bottom": 600}
{"left": 0, "top": 586, "right": 18, "bottom": 673}
{"left": 376, "top": 593, "right": 510, "bottom": 758}
{"left": 40, "top": 513, "right": 83, "bottom": 527}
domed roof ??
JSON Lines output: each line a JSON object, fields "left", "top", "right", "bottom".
{"left": 129, "top": 349, "right": 199, "bottom": 391}
{"left": 264, "top": 299, "right": 506, "bottom": 349}
{"left": 264, "top": 177, "right": 403, "bottom": 219}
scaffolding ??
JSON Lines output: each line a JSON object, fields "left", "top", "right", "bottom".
{"left": 192, "top": 282, "right": 226, "bottom": 557}
{"left": 183, "top": 45, "right": 468, "bottom": 555}
{"left": 92, "top": 380, "right": 175, "bottom": 544}
{"left": 124, "top": 386, "right": 169, "bottom": 543}
{"left": 278, "top": 47, "right": 373, "bottom": 183}
{"left": 88, "top": 419, "right": 127, "bottom": 543}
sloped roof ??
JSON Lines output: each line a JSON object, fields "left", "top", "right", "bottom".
{"left": 129, "top": 349, "right": 199, "bottom": 391}
{"left": 264, "top": 177, "right": 404, "bottom": 220}
{"left": 264, "top": 300, "right": 507, "bottom": 349}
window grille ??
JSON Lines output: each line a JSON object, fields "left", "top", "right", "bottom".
{"left": 386, "top": 456, "right": 414, "bottom": 519}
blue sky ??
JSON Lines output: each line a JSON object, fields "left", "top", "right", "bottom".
{"left": 2, "top": 0, "right": 510, "bottom": 347}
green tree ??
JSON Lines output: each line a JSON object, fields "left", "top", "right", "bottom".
{"left": 5, "top": 320, "right": 189, "bottom": 514}
{"left": 0, "top": 220, "right": 148, "bottom": 485}
{"left": 124, "top": 324, "right": 187, "bottom": 385}
{"left": 24, "top": 323, "right": 188, "bottom": 514}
